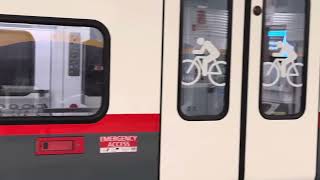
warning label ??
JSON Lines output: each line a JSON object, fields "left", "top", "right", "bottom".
{"left": 99, "top": 136, "right": 138, "bottom": 153}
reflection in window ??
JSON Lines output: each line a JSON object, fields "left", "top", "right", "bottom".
{"left": 260, "top": 0, "right": 308, "bottom": 118}
{"left": 0, "top": 22, "right": 106, "bottom": 117}
{"left": 179, "top": 0, "right": 232, "bottom": 120}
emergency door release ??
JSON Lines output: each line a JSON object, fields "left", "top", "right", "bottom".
{"left": 36, "top": 137, "right": 84, "bottom": 155}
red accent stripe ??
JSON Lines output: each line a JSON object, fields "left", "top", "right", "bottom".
{"left": 0, "top": 114, "right": 160, "bottom": 136}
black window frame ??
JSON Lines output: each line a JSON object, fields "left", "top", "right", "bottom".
{"left": 177, "top": 0, "right": 233, "bottom": 121}
{"left": 0, "top": 14, "right": 110, "bottom": 125}
{"left": 258, "top": 0, "right": 310, "bottom": 120}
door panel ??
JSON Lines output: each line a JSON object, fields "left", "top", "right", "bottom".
{"left": 161, "top": 0, "right": 245, "bottom": 179}
{"left": 245, "top": 0, "right": 320, "bottom": 179}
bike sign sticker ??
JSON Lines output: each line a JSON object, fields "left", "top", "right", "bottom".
{"left": 181, "top": 38, "right": 227, "bottom": 87}
{"left": 99, "top": 136, "right": 138, "bottom": 154}
{"left": 263, "top": 41, "right": 302, "bottom": 88}
{"left": 264, "top": 30, "right": 303, "bottom": 88}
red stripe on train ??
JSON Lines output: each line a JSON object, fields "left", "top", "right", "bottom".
{"left": 0, "top": 114, "right": 160, "bottom": 136}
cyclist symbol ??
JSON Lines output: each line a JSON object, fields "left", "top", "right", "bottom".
{"left": 263, "top": 41, "right": 303, "bottom": 88}
{"left": 181, "top": 38, "right": 227, "bottom": 86}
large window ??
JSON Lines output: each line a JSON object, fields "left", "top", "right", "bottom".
{"left": 260, "top": 0, "right": 309, "bottom": 119}
{"left": 0, "top": 16, "right": 110, "bottom": 123}
{"left": 178, "top": 0, "right": 232, "bottom": 120}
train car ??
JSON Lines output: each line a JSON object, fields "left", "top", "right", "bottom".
{"left": 0, "top": 0, "right": 319, "bottom": 180}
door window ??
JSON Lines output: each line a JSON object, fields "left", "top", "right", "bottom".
{"left": 260, "top": 0, "right": 309, "bottom": 119}
{"left": 178, "top": 0, "right": 232, "bottom": 120}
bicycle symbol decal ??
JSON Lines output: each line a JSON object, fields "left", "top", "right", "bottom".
{"left": 263, "top": 41, "right": 303, "bottom": 88}
{"left": 181, "top": 38, "right": 227, "bottom": 86}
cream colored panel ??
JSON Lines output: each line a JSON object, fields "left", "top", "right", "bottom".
{"left": 0, "top": 0, "right": 163, "bottom": 114}
{"left": 160, "top": 0, "right": 245, "bottom": 179}
{"left": 245, "top": 0, "right": 320, "bottom": 179}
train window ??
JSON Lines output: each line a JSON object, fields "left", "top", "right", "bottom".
{"left": 0, "top": 16, "right": 110, "bottom": 123}
{"left": 178, "top": 0, "right": 232, "bottom": 120}
{"left": 260, "top": 0, "right": 309, "bottom": 119}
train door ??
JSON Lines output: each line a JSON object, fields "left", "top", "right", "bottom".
{"left": 0, "top": 1, "right": 163, "bottom": 180}
{"left": 161, "top": 0, "right": 245, "bottom": 179}
{"left": 161, "top": 0, "right": 320, "bottom": 179}
{"left": 245, "top": 0, "right": 320, "bottom": 179}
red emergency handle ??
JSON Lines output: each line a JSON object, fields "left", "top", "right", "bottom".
{"left": 36, "top": 137, "right": 85, "bottom": 155}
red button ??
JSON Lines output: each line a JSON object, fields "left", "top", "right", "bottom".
{"left": 41, "top": 141, "right": 73, "bottom": 151}
{"left": 36, "top": 137, "right": 84, "bottom": 155}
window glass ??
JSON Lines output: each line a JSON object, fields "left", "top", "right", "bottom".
{"left": 260, "top": 0, "right": 309, "bottom": 118}
{"left": 0, "top": 21, "right": 108, "bottom": 118}
{"left": 179, "top": 0, "right": 232, "bottom": 120}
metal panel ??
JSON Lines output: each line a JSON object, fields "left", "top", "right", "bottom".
{"left": 0, "top": 133, "right": 159, "bottom": 180}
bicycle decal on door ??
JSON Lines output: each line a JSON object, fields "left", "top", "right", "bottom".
{"left": 263, "top": 31, "right": 303, "bottom": 88}
{"left": 181, "top": 38, "right": 227, "bottom": 86}
{"left": 260, "top": 2, "right": 308, "bottom": 118}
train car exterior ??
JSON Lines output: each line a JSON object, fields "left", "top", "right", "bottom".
{"left": 0, "top": 0, "right": 320, "bottom": 180}
{"left": 0, "top": 0, "right": 162, "bottom": 180}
